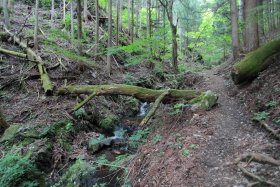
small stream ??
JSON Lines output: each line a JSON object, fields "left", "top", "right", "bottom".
{"left": 82, "top": 102, "right": 150, "bottom": 186}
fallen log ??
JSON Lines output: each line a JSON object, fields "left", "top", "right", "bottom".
{"left": 57, "top": 84, "right": 201, "bottom": 103}
{"left": 0, "top": 46, "right": 27, "bottom": 59}
{"left": 231, "top": 39, "right": 280, "bottom": 84}
{"left": 2, "top": 25, "right": 53, "bottom": 95}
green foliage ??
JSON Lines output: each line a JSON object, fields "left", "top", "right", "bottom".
{"left": 253, "top": 112, "right": 270, "bottom": 121}
{"left": 189, "top": 144, "right": 199, "bottom": 150}
{"left": 171, "top": 103, "right": 191, "bottom": 115}
{"left": 182, "top": 149, "right": 190, "bottom": 157}
{"left": 54, "top": 159, "right": 95, "bottom": 187}
{"left": 128, "top": 128, "right": 151, "bottom": 149}
{"left": 0, "top": 153, "right": 42, "bottom": 187}
{"left": 40, "top": 0, "right": 51, "bottom": 8}
{"left": 265, "top": 101, "right": 277, "bottom": 108}
{"left": 73, "top": 108, "right": 87, "bottom": 119}
{"left": 152, "top": 134, "right": 162, "bottom": 144}
{"left": 64, "top": 13, "right": 71, "bottom": 30}
{"left": 99, "top": 114, "right": 118, "bottom": 132}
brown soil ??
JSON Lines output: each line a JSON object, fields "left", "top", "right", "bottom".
{"left": 129, "top": 65, "right": 280, "bottom": 187}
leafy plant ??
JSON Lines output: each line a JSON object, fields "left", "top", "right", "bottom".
{"left": 153, "top": 134, "right": 162, "bottom": 144}
{"left": 182, "top": 149, "right": 190, "bottom": 157}
{"left": 128, "top": 128, "right": 151, "bottom": 149}
{"left": 0, "top": 153, "right": 42, "bottom": 187}
{"left": 171, "top": 103, "right": 191, "bottom": 115}
{"left": 189, "top": 144, "right": 199, "bottom": 150}
{"left": 253, "top": 111, "right": 270, "bottom": 121}
{"left": 265, "top": 101, "right": 277, "bottom": 108}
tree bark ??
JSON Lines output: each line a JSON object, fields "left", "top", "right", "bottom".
{"left": 71, "top": 1, "right": 74, "bottom": 42}
{"left": 77, "top": 0, "right": 83, "bottom": 54}
{"left": 34, "top": 0, "right": 39, "bottom": 50}
{"left": 107, "top": 0, "right": 113, "bottom": 75}
{"left": 57, "top": 84, "right": 201, "bottom": 103}
{"left": 0, "top": 109, "right": 9, "bottom": 135}
{"left": 131, "top": 0, "right": 134, "bottom": 42}
{"left": 0, "top": 47, "right": 27, "bottom": 59}
{"left": 128, "top": 0, "right": 131, "bottom": 38}
{"left": 95, "top": 0, "right": 100, "bottom": 55}
{"left": 63, "top": 0, "right": 66, "bottom": 25}
{"left": 51, "top": 0, "right": 55, "bottom": 28}
{"left": 116, "top": 0, "right": 120, "bottom": 45}
{"left": 3, "top": 0, "right": 9, "bottom": 28}
{"left": 231, "top": 39, "right": 280, "bottom": 84}
{"left": 84, "top": 0, "right": 88, "bottom": 22}
{"left": 244, "top": 0, "right": 259, "bottom": 52}
{"left": 230, "top": 0, "right": 240, "bottom": 60}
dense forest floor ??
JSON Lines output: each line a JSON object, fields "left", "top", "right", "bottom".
{"left": 0, "top": 3, "right": 280, "bottom": 187}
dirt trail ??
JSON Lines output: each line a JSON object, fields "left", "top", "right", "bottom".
{"left": 191, "top": 69, "right": 276, "bottom": 186}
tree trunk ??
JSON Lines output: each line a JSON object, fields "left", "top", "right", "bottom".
{"left": 147, "top": 0, "right": 151, "bottom": 38}
{"left": 131, "top": 0, "right": 134, "bottom": 42}
{"left": 3, "top": 0, "right": 9, "bottom": 28}
{"left": 95, "top": 0, "right": 100, "bottom": 55}
{"left": 51, "top": 0, "right": 55, "bottom": 28}
{"left": 135, "top": 0, "right": 141, "bottom": 36}
{"left": 230, "top": 0, "right": 240, "bottom": 60}
{"left": 57, "top": 84, "right": 201, "bottom": 103}
{"left": 34, "top": 0, "right": 39, "bottom": 50}
{"left": 244, "top": 0, "right": 259, "bottom": 52}
{"left": 0, "top": 109, "right": 9, "bottom": 135}
{"left": 231, "top": 39, "right": 280, "bottom": 84}
{"left": 71, "top": 1, "right": 74, "bottom": 43}
{"left": 171, "top": 23, "right": 178, "bottom": 73}
{"left": 84, "top": 0, "right": 88, "bottom": 22}
{"left": 128, "top": 0, "right": 131, "bottom": 37}
{"left": 77, "top": 0, "right": 83, "bottom": 54}
{"left": 63, "top": 0, "right": 66, "bottom": 25}
{"left": 107, "top": 0, "right": 112, "bottom": 75}
{"left": 116, "top": 0, "right": 120, "bottom": 45}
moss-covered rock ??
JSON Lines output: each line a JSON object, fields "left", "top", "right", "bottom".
{"left": 0, "top": 124, "right": 21, "bottom": 143}
{"left": 123, "top": 97, "right": 140, "bottom": 116}
{"left": 54, "top": 159, "right": 96, "bottom": 187}
{"left": 99, "top": 114, "right": 118, "bottom": 132}
{"left": 190, "top": 91, "right": 218, "bottom": 111}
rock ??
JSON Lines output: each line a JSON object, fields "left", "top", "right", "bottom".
{"left": 191, "top": 90, "right": 218, "bottom": 111}
{"left": 0, "top": 124, "right": 21, "bottom": 143}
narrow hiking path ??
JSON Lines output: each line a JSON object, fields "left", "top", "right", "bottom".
{"left": 189, "top": 68, "right": 278, "bottom": 186}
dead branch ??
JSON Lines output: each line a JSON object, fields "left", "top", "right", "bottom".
{"left": 259, "top": 121, "right": 280, "bottom": 140}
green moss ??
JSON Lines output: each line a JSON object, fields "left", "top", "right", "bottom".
{"left": 190, "top": 91, "right": 218, "bottom": 111}
{"left": 0, "top": 152, "right": 45, "bottom": 187}
{"left": 99, "top": 114, "right": 118, "bottom": 132}
{"left": 54, "top": 159, "right": 96, "bottom": 187}
{"left": 0, "top": 124, "right": 21, "bottom": 143}
{"left": 123, "top": 97, "right": 140, "bottom": 116}
{"left": 232, "top": 39, "right": 280, "bottom": 84}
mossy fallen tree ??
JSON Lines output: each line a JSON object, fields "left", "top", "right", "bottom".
{"left": 58, "top": 84, "right": 218, "bottom": 112}
{"left": 2, "top": 25, "right": 53, "bottom": 95}
{"left": 57, "top": 84, "right": 202, "bottom": 103}
{"left": 231, "top": 39, "right": 280, "bottom": 84}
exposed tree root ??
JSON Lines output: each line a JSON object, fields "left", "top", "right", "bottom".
{"left": 259, "top": 121, "right": 280, "bottom": 140}
{"left": 235, "top": 153, "right": 280, "bottom": 186}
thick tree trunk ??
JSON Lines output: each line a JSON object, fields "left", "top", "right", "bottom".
{"left": 231, "top": 39, "right": 280, "bottom": 84}
{"left": 230, "top": 0, "right": 240, "bottom": 60}
{"left": 0, "top": 109, "right": 9, "bottom": 135}
{"left": 116, "top": 0, "right": 120, "bottom": 45}
{"left": 57, "top": 84, "right": 201, "bottom": 103}
{"left": 244, "top": 0, "right": 259, "bottom": 52}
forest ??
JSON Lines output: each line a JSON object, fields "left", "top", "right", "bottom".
{"left": 0, "top": 0, "right": 280, "bottom": 186}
